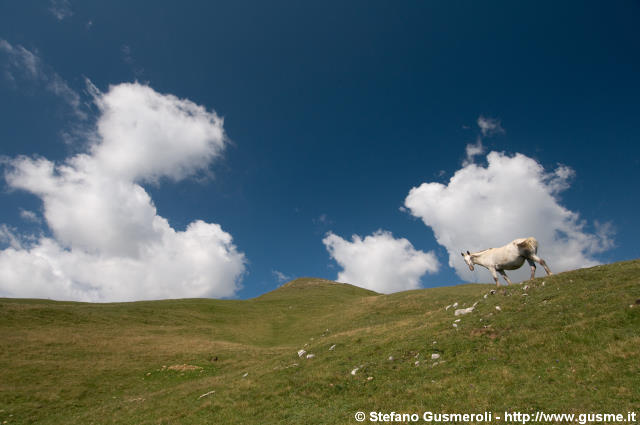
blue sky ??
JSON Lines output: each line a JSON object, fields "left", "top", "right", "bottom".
{"left": 0, "top": 1, "right": 638, "bottom": 301}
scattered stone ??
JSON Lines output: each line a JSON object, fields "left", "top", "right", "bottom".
{"left": 198, "top": 390, "right": 215, "bottom": 399}
{"left": 388, "top": 356, "right": 394, "bottom": 361}
{"left": 523, "top": 285, "right": 530, "bottom": 291}
{"left": 146, "top": 372, "right": 151, "bottom": 376}
{"left": 414, "top": 361, "right": 420, "bottom": 366}
{"left": 431, "top": 353, "right": 440, "bottom": 360}
{"left": 297, "top": 349, "right": 307, "bottom": 358}
{"left": 167, "top": 364, "right": 202, "bottom": 372}
{"left": 445, "top": 304, "right": 452, "bottom": 310}
{"left": 452, "top": 302, "right": 459, "bottom": 308}
{"left": 242, "top": 372, "right": 248, "bottom": 378}
{"left": 484, "top": 294, "right": 488, "bottom": 299}
{"left": 432, "top": 341, "right": 437, "bottom": 345}
{"left": 455, "top": 306, "right": 475, "bottom": 316}
{"left": 454, "top": 319, "right": 461, "bottom": 323}
{"left": 367, "top": 376, "right": 374, "bottom": 381}
{"left": 522, "top": 294, "right": 528, "bottom": 296}
{"left": 495, "top": 306, "right": 502, "bottom": 312}
{"left": 452, "top": 323, "right": 458, "bottom": 328}
{"left": 351, "top": 367, "right": 359, "bottom": 375}
{"left": 542, "top": 281, "right": 546, "bottom": 286}
{"left": 306, "top": 354, "right": 315, "bottom": 359}
{"left": 329, "top": 344, "right": 336, "bottom": 351}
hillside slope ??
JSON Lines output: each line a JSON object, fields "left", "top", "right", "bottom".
{"left": 0, "top": 260, "right": 639, "bottom": 424}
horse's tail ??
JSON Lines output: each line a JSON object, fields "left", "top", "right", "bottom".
{"left": 516, "top": 237, "right": 538, "bottom": 254}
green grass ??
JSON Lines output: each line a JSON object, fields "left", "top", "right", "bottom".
{"left": 1, "top": 262, "right": 639, "bottom": 424}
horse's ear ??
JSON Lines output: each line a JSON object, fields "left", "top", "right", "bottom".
{"left": 466, "top": 250, "right": 470, "bottom": 255}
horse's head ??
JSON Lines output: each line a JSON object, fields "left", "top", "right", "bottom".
{"left": 461, "top": 250, "right": 474, "bottom": 271}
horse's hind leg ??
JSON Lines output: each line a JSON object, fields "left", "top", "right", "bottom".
{"left": 526, "top": 258, "right": 536, "bottom": 280}
{"left": 497, "top": 269, "right": 513, "bottom": 285}
{"left": 530, "top": 254, "right": 552, "bottom": 275}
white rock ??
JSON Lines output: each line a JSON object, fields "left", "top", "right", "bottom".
{"left": 388, "top": 356, "right": 394, "bottom": 361}
{"left": 454, "top": 319, "right": 461, "bottom": 323}
{"left": 431, "top": 353, "right": 440, "bottom": 360}
{"left": 198, "top": 390, "right": 215, "bottom": 399}
{"left": 306, "top": 354, "right": 315, "bottom": 359}
{"left": 329, "top": 344, "right": 336, "bottom": 351}
{"left": 495, "top": 306, "right": 502, "bottom": 312}
{"left": 452, "top": 302, "right": 459, "bottom": 308}
{"left": 414, "top": 361, "right": 420, "bottom": 366}
{"left": 452, "top": 323, "right": 458, "bottom": 328}
{"left": 242, "top": 372, "right": 248, "bottom": 378}
{"left": 484, "top": 294, "right": 488, "bottom": 299}
{"left": 367, "top": 376, "right": 374, "bottom": 381}
{"left": 455, "top": 306, "right": 475, "bottom": 316}
{"left": 351, "top": 367, "right": 359, "bottom": 375}
{"left": 523, "top": 285, "right": 530, "bottom": 290}
{"left": 432, "top": 341, "right": 437, "bottom": 345}
{"left": 297, "top": 349, "right": 307, "bottom": 357}
{"left": 445, "top": 304, "right": 452, "bottom": 310}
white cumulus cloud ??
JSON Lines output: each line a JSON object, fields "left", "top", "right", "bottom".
{"left": 0, "top": 82, "right": 246, "bottom": 302}
{"left": 323, "top": 230, "right": 439, "bottom": 293}
{"left": 404, "top": 150, "right": 613, "bottom": 283}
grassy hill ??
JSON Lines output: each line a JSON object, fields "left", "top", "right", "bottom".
{"left": 1, "top": 261, "right": 639, "bottom": 424}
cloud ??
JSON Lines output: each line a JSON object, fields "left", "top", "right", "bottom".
{"left": 323, "top": 230, "right": 440, "bottom": 293}
{"left": 19, "top": 209, "right": 40, "bottom": 223}
{"left": 463, "top": 139, "right": 485, "bottom": 166}
{"left": 0, "top": 82, "right": 246, "bottom": 302}
{"left": 477, "top": 115, "right": 504, "bottom": 137}
{"left": 49, "top": 0, "right": 73, "bottom": 21}
{"left": 272, "top": 270, "right": 291, "bottom": 283}
{"left": 0, "top": 39, "right": 85, "bottom": 119}
{"left": 404, "top": 150, "right": 614, "bottom": 283}
{"left": 462, "top": 115, "right": 504, "bottom": 166}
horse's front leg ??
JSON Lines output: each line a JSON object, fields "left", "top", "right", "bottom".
{"left": 498, "top": 269, "right": 513, "bottom": 285}
{"left": 526, "top": 258, "right": 536, "bottom": 280}
{"left": 531, "top": 254, "right": 552, "bottom": 276}
{"left": 489, "top": 267, "right": 500, "bottom": 286}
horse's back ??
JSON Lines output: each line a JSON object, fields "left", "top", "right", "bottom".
{"left": 515, "top": 237, "right": 538, "bottom": 254}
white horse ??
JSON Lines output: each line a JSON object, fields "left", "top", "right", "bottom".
{"left": 461, "top": 237, "right": 552, "bottom": 286}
